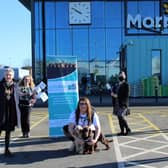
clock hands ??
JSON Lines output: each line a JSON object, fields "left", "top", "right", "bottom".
{"left": 71, "top": 7, "right": 82, "bottom": 15}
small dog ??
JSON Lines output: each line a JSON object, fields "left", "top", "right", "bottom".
{"left": 73, "top": 125, "right": 84, "bottom": 154}
{"left": 82, "top": 126, "right": 113, "bottom": 153}
{"left": 82, "top": 126, "right": 95, "bottom": 154}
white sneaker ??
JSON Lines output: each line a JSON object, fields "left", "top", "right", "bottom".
{"left": 68, "top": 142, "right": 75, "bottom": 152}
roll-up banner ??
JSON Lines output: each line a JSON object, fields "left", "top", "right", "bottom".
{"left": 47, "top": 55, "right": 79, "bottom": 137}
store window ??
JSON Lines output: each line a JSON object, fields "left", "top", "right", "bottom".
{"left": 34, "top": 1, "right": 43, "bottom": 30}
{"left": 45, "top": 2, "right": 55, "bottom": 29}
{"left": 73, "top": 29, "right": 89, "bottom": 61}
{"left": 152, "top": 49, "right": 161, "bottom": 82}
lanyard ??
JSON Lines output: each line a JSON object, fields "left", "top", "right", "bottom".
{"left": 79, "top": 116, "right": 88, "bottom": 127}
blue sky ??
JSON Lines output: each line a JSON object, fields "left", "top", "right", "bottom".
{"left": 0, "top": 0, "right": 31, "bottom": 68}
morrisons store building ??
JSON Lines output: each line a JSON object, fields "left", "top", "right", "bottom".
{"left": 19, "top": 0, "right": 168, "bottom": 98}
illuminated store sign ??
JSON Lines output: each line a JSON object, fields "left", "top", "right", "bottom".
{"left": 127, "top": 14, "right": 168, "bottom": 29}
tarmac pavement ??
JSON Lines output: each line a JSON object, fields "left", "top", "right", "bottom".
{"left": 0, "top": 107, "right": 168, "bottom": 168}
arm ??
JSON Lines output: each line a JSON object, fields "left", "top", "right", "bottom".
{"left": 29, "top": 88, "right": 37, "bottom": 106}
{"left": 68, "top": 123, "right": 76, "bottom": 139}
{"left": 88, "top": 113, "right": 101, "bottom": 145}
{"left": 111, "top": 92, "right": 117, "bottom": 98}
{"left": 68, "top": 123, "right": 84, "bottom": 144}
{"left": 93, "top": 125, "right": 101, "bottom": 143}
{"left": 68, "top": 112, "right": 84, "bottom": 144}
{"left": 29, "top": 93, "right": 36, "bottom": 106}
{"left": 111, "top": 84, "right": 118, "bottom": 98}
{"left": 67, "top": 111, "right": 76, "bottom": 138}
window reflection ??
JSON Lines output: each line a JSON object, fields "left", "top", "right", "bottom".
{"left": 46, "top": 30, "right": 56, "bottom": 56}
{"left": 45, "top": 2, "right": 55, "bottom": 29}
{"left": 91, "top": 1, "right": 105, "bottom": 28}
{"left": 105, "top": 1, "right": 123, "bottom": 28}
{"left": 56, "top": 2, "right": 68, "bottom": 28}
{"left": 73, "top": 29, "right": 89, "bottom": 61}
{"left": 34, "top": 1, "right": 43, "bottom": 29}
{"left": 56, "top": 30, "right": 72, "bottom": 55}
{"left": 34, "top": 30, "right": 43, "bottom": 83}
{"left": 89, "top": 29, "right": 105, "bottom": 61}
{"left": 106, "top": 29, "right": 122, "bottom": 60}
{"left": 152, "top": 50, "right": 161, "bottom": 82}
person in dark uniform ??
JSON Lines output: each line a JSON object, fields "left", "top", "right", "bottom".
{"left": 111, "top": 82, "right": 119, "bottom": 115}
{"left": 111, "top": 71, "right": 131, "bottom": 136}
{"left": 0, "top": 68, "right": 20, "bottom": 157}
{"left": 18, "top": 75, "right": 36, "bottom": 138}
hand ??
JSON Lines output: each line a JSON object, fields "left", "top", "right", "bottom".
{"left": 19, "top": 92, "right": 27, "bottom": 96}
{"left": 111, "top": 92, "right": 117, "bottom": 98}
{"left": 29, "top": 99, "right": 36, "bottom": 105}
{"left": 87, "top": 139, "right": 97, "bottom": 145}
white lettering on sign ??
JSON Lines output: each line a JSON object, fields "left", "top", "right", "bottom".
{"left": 127, "top": 14, "right": 168, "bottom": 29}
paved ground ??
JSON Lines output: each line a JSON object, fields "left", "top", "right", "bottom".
{"left": 0, "top": 107, "right": 168, "bottom": 168}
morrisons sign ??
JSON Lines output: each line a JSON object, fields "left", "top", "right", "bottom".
{"left": 127, "top": 14, "right": 168, "bottom": 29}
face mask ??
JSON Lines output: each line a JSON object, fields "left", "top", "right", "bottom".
{"left": 119, "top": 76, "right": 124, "bottom": 81}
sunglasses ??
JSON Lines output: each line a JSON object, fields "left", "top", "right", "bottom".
{"left": 79, "top": 102, "right": 87, "bottom": 106}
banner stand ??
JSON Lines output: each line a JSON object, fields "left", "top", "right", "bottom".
{"left": 47, "top": 55, "right": 79, "bottom": 137}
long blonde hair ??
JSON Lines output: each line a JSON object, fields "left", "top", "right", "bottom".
{"left": 75, "top": 97, "right": 92, "bottom": 125}
{"left": 19, "top": 75, "right": 35, "bottom": 88}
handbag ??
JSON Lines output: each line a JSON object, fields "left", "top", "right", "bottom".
{"left": 117, "top": 107, "right": 131, "bottom": 116}
{"left": 126, "top": 108, "right": 131, "bottom": 115}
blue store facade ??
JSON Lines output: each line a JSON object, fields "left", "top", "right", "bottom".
{"left": 19, "top": 0, "right": 168, "bottom": 97}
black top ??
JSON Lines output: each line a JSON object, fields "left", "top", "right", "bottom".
{"left": 117, "top": 81, "right": 129, "bottom": 108}
{"left": 0, "top": 79, "right": 17, "bottom": 131}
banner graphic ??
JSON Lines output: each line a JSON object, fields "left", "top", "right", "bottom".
{"left": 47, "top": 56, "right": 79, "bottom": 137}
{"left": 47, "top": 55, "right": 79, "bottom": 137}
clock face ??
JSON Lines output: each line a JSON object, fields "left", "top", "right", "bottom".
{"left": 69, "top": 2, "right": 91, "bottom": 25}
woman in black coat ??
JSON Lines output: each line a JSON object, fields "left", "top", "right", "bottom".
{"left": 0, "top": 68, "right": 20, "bottom": 157}
{"left": 111, "top": 71, "right": 131, "bottom": 136}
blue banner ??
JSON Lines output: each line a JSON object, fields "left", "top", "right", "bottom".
{"left": 47, "top": 56, "right": 79, "bottom": 137}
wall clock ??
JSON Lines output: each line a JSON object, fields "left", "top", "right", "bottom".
{"left": 69, "top": 2, "right": 91, "bottom": 25}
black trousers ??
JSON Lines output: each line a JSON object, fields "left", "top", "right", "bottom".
{"left": 63, "top": 125, "right": 75, "bottom": 141}
{"left": 19, "top": 105, "right": 31, "bottom": 134}
{"left": 5, "top": 131, "right": 10, "bottom": 151}
{"left": 118, "top": 116, "right": 129, "bottom": 133}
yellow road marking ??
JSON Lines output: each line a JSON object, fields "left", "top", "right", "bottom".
{"left": 30, "top": 113, "right": 48, "bottom": 130}
{"left": 135, "top": 125, "right": 153, "bottom": 131}
{"left": 100, "top": 111, "right": 162, "bottom": 133}
{"left": 138, "top": 113, "right": 160, "bottom": 131}
{"left": 107, "top": 113, "right": 116, "bottom": 133}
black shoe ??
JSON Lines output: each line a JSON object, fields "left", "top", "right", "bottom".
{"left": 20, "top": 133, "right": 26, "bottom": 138}
{"left": 4, "top": 149, "right": 14, "bottom": 157}
{"left": 117, "top": 132, "right": 125, "bottom": 136}
{"left": 21, "top": 132, "right": 29, "bottom": 138}
{"left": 24, "top": 133, "right": 30, "bottom": 138}
{"left": 125, "top": 128, "right": 131, "bottom": 136}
